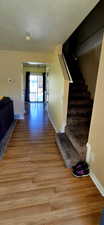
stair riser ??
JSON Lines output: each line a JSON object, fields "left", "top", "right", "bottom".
{"left": 71, "top": 92, "right": 90, "bottom": 97}
{"left": 65, "top": 129, "right": 88, "bottom": 157}
{"left": 71, "top": 96, "right": 90, "bottom": 100}
{"left": 69, "top": 107, "right": 92, "bottom": 114}
{"left": 69, "top": 127, "right": 89, "bottom": 134}
{"left": 70, "top": 88, "right": 88, "bottom": 93}
{"left": 70, "top": 112, "right": 92, "bottom": 117}
{"left": 65, "top": 129, "right": 88, "bottom": 148}
{"left": 69, "top": 103, "right": 92, "bottom": 108}
{"left": 70, "top": 83, "right": 87, "bottom": 88}
{"left": 67, "top": 120, "right": 90, "bottom": 127}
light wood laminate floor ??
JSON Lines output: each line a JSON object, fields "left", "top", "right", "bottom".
{"left": 0, "top": 103, "right": 103, "bottom": 225}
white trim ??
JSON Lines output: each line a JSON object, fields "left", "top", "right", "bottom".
{"left": 48, "top": 112, "right": 64, "bottom": 133}
{"left": 58, "top": 54, "right": 70, "bottom": 82}
{"left": 62, "top": 54, "right": 73, "bottom": 83}
{"left": 58, "top": 54, "right": 73, "bottom": 83}
{"left": 60, "top": 125, "right": 65, "bottom": 133}
{"left": 48, "top": 112, "right": 58, "bottom": 133}
{"left": 14, "top": 114, "right": 24, "bottom": 120}
{"left": 86, "top": 142, "right": 91, "bottom": 163}
{"left": 90, "top": 171, "right": 104, "bottom": 197}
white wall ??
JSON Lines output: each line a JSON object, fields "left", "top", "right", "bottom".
{"left": 0, "top": 50, "right": 52, "bottom": 116}
{"left": 0, "top": 48, "right": 69, "bottom": 133}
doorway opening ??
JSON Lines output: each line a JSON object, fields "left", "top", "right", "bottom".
{"left": 29, "top": 74, "right": 43, "bottom": 102}
{"left": 23, "top": 62, "right": 48, "bottom": 105}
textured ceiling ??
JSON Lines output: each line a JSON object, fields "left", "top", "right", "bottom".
{"left": 0, "top": 0, "right": 99, "bottom": 52}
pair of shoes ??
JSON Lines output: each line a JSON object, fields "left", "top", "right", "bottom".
{"left": 72, "top": 161, "right": 89, "bottom": 177}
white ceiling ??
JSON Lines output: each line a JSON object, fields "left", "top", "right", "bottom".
{"left": 0, "top": 0, "right": 99, "bottom": 52}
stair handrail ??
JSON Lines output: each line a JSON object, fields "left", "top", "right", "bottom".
{"left": 62, "top": 54, "right": 73, "bottom": 83}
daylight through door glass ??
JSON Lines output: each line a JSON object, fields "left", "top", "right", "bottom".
{"left": 29, "top": 74, "right": 43, "bottom": 102}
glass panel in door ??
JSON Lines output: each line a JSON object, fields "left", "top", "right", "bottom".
{"left": 29, "top": 75, "right": 43, "bottom": 102}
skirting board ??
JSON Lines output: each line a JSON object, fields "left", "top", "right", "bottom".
{"left": 90, "top": 171, "right": 104, "bottom": 197}
{"left": 86, "top": 142, "right": 91, "bottom": 163}
{"left": 15, "top": 114, "right": 24, "bottom": 120}
{"left": 48, "top": 112, "right": 58, "bottom": 133}
{"left": 48, "top": 112, "right": 65, "bottom": 133}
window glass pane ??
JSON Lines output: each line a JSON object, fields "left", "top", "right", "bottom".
{"left": 29, "top": 74, "right": 43, "bottom": 102}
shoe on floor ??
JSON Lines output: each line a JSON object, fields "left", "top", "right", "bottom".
{"left": 72, "top": 167, "right": 89, "bottom": 177}
{"left": 72, "top": 160, "right": 89, "bottom": 171}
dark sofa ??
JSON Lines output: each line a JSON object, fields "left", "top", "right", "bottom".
{"left": 0, "top": 97, "right": 14, "bottom": 141}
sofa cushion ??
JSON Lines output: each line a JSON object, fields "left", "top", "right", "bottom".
{"left": 0, "top": 97, "right": 11, "bottom": 109}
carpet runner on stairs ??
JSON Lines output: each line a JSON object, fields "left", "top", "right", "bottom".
{"left": 56, "top": 78, "right": 93, "bottom": 167}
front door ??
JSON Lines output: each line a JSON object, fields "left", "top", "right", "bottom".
{"left": 29, "top": 75, "right": 43, "bottom": 102}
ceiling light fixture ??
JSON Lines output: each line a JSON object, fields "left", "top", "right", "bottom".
{"left": 25, "top": 32, "right": 31, "bottom": 40}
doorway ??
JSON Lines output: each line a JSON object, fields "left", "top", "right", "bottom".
{"left": 23, "top": 62, "right": 48, "bottom": 106}
{"left": 29, "top": 74, "right": 43, "bottom": 102}
{"left": 25, "top": 72, "right": 47, "bottom": 103}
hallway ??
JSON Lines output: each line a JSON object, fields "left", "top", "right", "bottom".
{"left": 0, "top": 103, "right": 103, "bottom": 224}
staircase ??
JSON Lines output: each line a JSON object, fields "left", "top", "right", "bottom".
{"left": 56, "top": 71, "right": 93, "bottom": 167}
{"left": 66, "top": 75, "right": 93, "bottom": 157}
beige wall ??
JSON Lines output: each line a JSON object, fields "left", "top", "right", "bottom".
{"left": 79, "top": 44, "right": 101, "bottom": 99}
{"left": 88, "top": 37, "right": 104, "bottom": 190}
{"left": 48, "top": 47, "right": 69, "bottom": 132}
{"left": 0, "top": 50, "right": 52, "bottom": 116}
{"left": 0, "top": 48, "right": 69, "bottom": 132}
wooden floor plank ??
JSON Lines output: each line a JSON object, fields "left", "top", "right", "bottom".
{"left": 0, "top": 103, "right": 103, "bottom": 225}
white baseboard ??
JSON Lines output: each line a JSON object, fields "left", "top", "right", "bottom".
{"left": 86, "top": 142, "right": 91, "bottom": 163}
{"left": 90, "top": 171, "right": 104, "bottom": 197}
{"left": 15, "top": 114, "right": 24, "bottom": 120}
{"left": 48, "top": 112, "right": 64, "bottom": 133}
{"left": 48, "top": 112, "right": 58, "bottom": 133}
{"left": 86, "top": 143, "right": 104, "bottom": 196}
